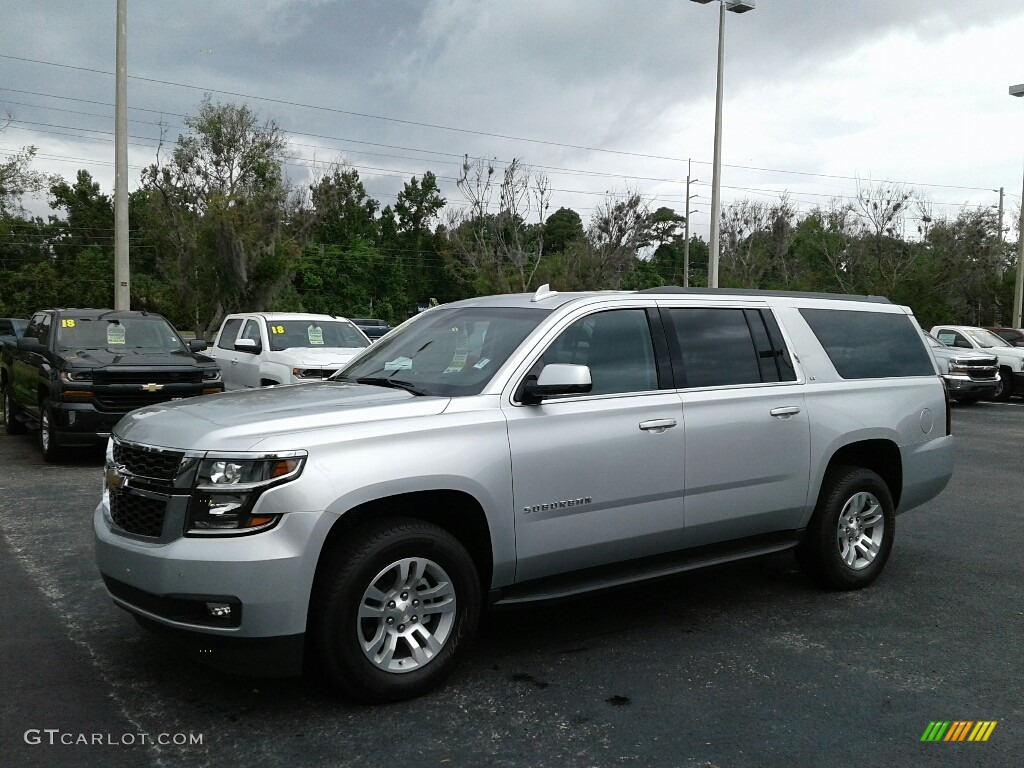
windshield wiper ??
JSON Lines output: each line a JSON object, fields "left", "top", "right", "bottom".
{"left": 355, "top": 377, "right": 427, "bottom": 396}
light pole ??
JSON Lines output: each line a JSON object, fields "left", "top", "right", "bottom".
{"left": 691, "top": 0, "right": 755, "bottom": 288}
{"left": 1012, "top": 83, "right": 1024, "bottom": 328}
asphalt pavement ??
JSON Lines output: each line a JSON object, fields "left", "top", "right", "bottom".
{"left": 0, "top": 403, "right": 1021, "bottom": 768}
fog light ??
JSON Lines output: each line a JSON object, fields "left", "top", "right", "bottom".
{"left": 206, "top": 602, "right": 233, "bottom": 618}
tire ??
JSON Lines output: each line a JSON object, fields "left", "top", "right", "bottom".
{"left": 308, "top": 517, "right": 481, "bottom": 703}
{"left": 991, "top": 368, "right": 1013, "bottom": 402}
{"left": 796, "top": 466, "right": 895, "bottom": 590}
{"left": 39, "top": 399, "right": 63, "bottom": 462}
{"left": 3, "top": 388, "right": 27, "bottom": 435}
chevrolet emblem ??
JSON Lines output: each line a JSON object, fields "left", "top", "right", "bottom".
{"left": 141, "top": 383, "right": 164, "bottom": 392}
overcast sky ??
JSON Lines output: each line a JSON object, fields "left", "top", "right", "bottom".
{"left": 3, "top": 0, "right": 1024, "bottom": 240}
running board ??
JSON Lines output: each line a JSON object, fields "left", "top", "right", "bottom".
{"left": 491, "top": 532, "right": 801, "bottom": 606}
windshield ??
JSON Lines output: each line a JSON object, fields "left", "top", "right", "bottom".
{"left": 335, "top": 306, "right": 550, "bottom": 396}
{"left": 11, "top": 319, "right": 27, "bottom": 336}
{"left": 963, "top": 328, "right": 1010, "bottom": 348}
{"left": 56, "top": 316, "right": 187, "bottom": 353}
{"left": 267, "top": 320, "right": 370, "bottom": 351}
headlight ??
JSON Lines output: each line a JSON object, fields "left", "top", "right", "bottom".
{"left": 202, "top": 367, "right": 222, "bottom": 382}
{"left": 292, "top": 367, "right": 325, "bottom": 379}
{"left": 186, "top": 453, "right": 306, "bottom": 536}
{"left": 60, "top": 370, "right": 93, "bottom": 382}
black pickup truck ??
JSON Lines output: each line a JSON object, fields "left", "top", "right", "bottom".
{"left": 1, "top": 308, "right": 223, "bottom": 461}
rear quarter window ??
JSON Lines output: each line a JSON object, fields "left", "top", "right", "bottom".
{"left": 799, "top": 309, "right": 934, "bottom": 379}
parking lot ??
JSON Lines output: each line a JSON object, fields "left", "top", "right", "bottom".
{"left": 1, "top": 403, "right": 1022, "bottom": 768}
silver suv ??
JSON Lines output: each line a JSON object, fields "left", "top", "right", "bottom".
{"left": 95, "top": 288, "right": 954, "bottom": 702}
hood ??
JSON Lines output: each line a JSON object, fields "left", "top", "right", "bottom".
{"left": 63, "top": 349, "right": 214, "bottom": 369}
{"left": 113, "top": 381, "right": 449, "bottom": 451}
{"left": 266, "top": 347, "right": 363, "bottom": 367}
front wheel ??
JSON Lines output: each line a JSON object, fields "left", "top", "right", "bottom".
{"left": 308, "top": 518, "right": 481, "bottom": 703}
{"left": 3, "top": 388, "right": 27, "bottom": 435}
{"left": 991, "top": 368, "right": 1013, "bottom": 402}
{"left": 39, "top": 399, "right": 62, "bottom": 462}
{"left": 797, "top": 466, "right": 895, "bottom": 590}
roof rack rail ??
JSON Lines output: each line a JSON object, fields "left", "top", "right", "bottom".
{"left": 636, "top": 286, "right": 891, "bottom": 304}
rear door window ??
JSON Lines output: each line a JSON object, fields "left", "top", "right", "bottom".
{"left": 665, "top": 307, "right": 796, "bottom": 388}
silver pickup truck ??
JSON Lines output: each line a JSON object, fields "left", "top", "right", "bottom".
{"left": 95, "top": 287, "right": 954, "bottom": 702}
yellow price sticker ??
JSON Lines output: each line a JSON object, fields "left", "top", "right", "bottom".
{"left": 61, "top": 319, "right": 76, "bottom": 328}
{"left": 270, "top": 325, "right": 285, "bottom": 334}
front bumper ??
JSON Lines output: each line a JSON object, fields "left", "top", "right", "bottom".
{"left": 50, "top": 402, "right": 123, "bottom": 446}
{"left": 940, "top": 374, "right": 997, "bottom": 401}
{"left": 94, "top": 493, "right": 330, "bottom": 657}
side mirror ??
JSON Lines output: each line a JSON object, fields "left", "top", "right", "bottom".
{"left": 521, "top": 363, "right": 593, "bottom": 404}
{"left": 189, "top": 338, "right": 209, "bottom": 352}
{"left": 234, "top": 338, "right": 261, "bottom": 354}
{"left": 17, "top": 337, "right": 43, "bottom": 352}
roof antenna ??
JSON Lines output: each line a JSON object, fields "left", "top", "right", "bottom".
{"left": 531, "top": 284, "right": 558, "bottom": 302}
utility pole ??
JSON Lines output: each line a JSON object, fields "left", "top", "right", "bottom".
{"left": 997, "top": 187, "right": 1005, "bottom": 244}
{"left": 114, "top": 0, "right": 130, "bottom": 310}
{"left": 683, "top": 158, "right": 699, "bottom": 288}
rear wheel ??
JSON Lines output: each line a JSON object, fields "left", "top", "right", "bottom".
{"left": 3, "top": 388, "right": 27, "bottom": 435}
{"left": 309, "top": 518, "right": 480, "bottom": 703}
{"left": 39, "top": 399, "right": 63, "bottom": 462}
{"left": 797, "top": 466, "right": 895, "bottom": 590}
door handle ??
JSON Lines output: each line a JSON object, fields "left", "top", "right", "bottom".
{"left": 770, "top": 406, "right": 801, "bottom": 419}
{"left": 639, "top": 418, "right": 677, "bottom": 433}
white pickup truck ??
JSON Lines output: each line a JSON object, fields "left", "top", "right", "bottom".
{"left": 930, "top": 324, "right": 1024, "bottom": 401}
{"left": 208, "top": 312, "right": 370, "bottom": 389}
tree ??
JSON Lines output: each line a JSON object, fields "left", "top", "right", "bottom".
{"left": 719, "top": 195, "right": 796, "bottom": 288}
{"left": 446, "top": 155, "right": 552, "bottom": 294}
{"left": 48, "top": 170, "right": 114, "bottom": 272}
{"left": 141, "top": 96, "right": 298, "bottom": 336}
{"left": 0, "top": 115, "right": 51, "bottom": 216}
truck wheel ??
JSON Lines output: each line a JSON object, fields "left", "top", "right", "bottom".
{"left": 3, "top": 388, "right": 27, "bottom": 435}
{"left": 991, "top": 368, "right": 1012, "bottom": 402}
{"left": 39, "top": 399, "right": 63, "bottom": 462}
{"left": 796, "top": 466, "right": 895, "bottom": 590}
{"left": 309, "top": 518, "right": 480, "bottom": 703}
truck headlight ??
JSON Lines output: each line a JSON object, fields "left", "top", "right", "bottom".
{"left": 186, "top": 453, "right": 306, "bottom": 536}
{"left": 292, "top": 367, "right": 324, "bottom": 379}
{"left": 202, "top": 367, "right": 222, "bottom": 382}
{"left": 60, "top": 370, "right": 93, "bottom": 382}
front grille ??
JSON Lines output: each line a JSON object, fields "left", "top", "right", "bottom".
{"left": 110, "top": 489, "right": 167, "bottom": 537}
{"left": 113, "top": 442, "right": 184, "bottom": 481}
{"left": 950, "top": 357, "right": 998, "bottom": 380}
{"left": 93, "top": 370, "right": 203, "bottom": 385}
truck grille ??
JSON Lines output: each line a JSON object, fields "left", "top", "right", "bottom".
{"left": 113, "top": 442, "right": 184, "bottom": 482}
{"left": 93, "top": 370, "right": 204, "bottom": 384}
{"left": 110, "top": 489, "right": 166, "bottom": 538}
{"left": 950, "top": 357, "right": 998, "bottom": 380}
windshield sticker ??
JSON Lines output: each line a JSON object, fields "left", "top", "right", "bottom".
{"left": 106, "top": 323, "right": 126, "bottom": 345}
{"left": 270, "top": 325, "right": 285, "bottom": 335}
{"left": 384, "top": 356, "right": 413, "bottom": 371}
{"left": 308, "top": 325, "right": 324, "bottom": 345}
{"left": 60, "top": 318, "right": 76, "bottom": 328}
{"left": 443, "top": 331, "right": 470, "bottom": 374}
{"left": 473, "top": 357, "right": 491, "bottom": 370}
